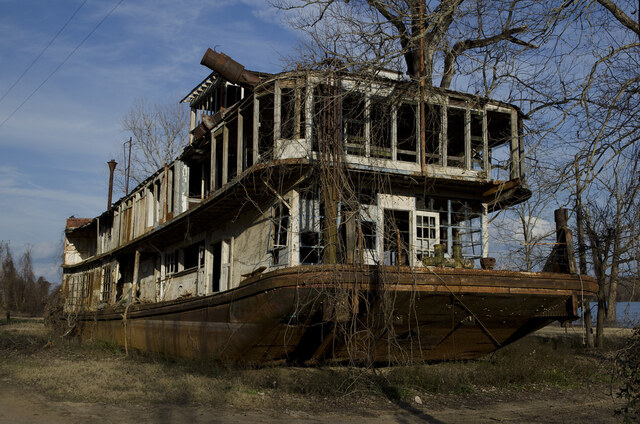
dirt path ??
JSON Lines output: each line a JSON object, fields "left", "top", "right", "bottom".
{"left": 0, "top": 383, "right": 622, "bottom": 424}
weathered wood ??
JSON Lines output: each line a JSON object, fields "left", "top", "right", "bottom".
{"left": 74, "top": 264, "right": 597, "bottom": 364}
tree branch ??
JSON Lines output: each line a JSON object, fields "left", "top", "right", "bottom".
{"left": 595, "top": 0, "right": 640, "bottom": 36}
{"left": 440, "top": 26, "right": 528, "bottom": 88}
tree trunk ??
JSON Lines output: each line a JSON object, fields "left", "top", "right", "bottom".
{"left": 595, "top": 291, "right": 607, "bottom": 347}
{"left": 606, "top": 250, "right": 620, "bottom": 324}
{"left": 574, "top": 166, "right": 593, "bottom": 347}
{"left": 606, "top": 276, "right": 618, "bottom": 324}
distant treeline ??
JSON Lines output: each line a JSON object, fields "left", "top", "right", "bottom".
{"left": 0, "top": 242, "right": 52, "bottom": 317}
{"left": 616, "top": 277, "right": 640, "bottom": 302}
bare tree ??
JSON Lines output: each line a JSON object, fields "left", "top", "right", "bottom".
{"left": 492, "top": 164, "right": 559, "bottom": 272}
{"left": 0, "top": 243, "right": 51, "bottom": 317}
{"left": 275, "top": 0, "right": 568, "bottom": 91}
{"left": 565, "top": 0, "right": 640, "bottom": 345}
{"left": 575, "top": 150, "right": 640, "bottom": 346}
{"left": 118, "top": 98, "right": 189, "bottom": 191}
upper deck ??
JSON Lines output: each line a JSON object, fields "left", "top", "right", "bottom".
{"left": 63, "top": 64, "right": 528, "bottom": 269}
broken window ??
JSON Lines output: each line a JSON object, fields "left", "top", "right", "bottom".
{"left": 397, "top": 103, "right": 417, "bottom": 163}
{"left": 226, "top": 85, "right": 242, "bottom": 107}
{"left": 451, "top": 200, "right": 483, "bottom": 259}
{"left": 298, "top": 87, "right": 306, "bottom": 139}
{"left": 241, "top": 105, "right": 254, "bottom": 170}
{"left": 188, "top": 162, "right": 203, "bottom": 198}
{"left": 425, "top": 103, "right": 441, "bottom": 164}
{"left": 183, "top": 240, "right": 205, "bottom": 270}
{"left": 258, "top": 93, "right": 274, "bottom": 159}
{"left": 487, "top": 110, "right": 513, "bottom": 180}
{"left": 154, "top": 180, "right": 162, "bottom": 222}
{"left": 342, "top": 91, "right": 366, "bottom": 155}
{"left": 370, "top": 97, "right": 392, "bottom": 159}
{"left": 383, "top": 209, "right": 410, "bottom": 266}
{"left": 355, "top": 214, "right": 377, "bottom": 264}
{"left": 270, "top": 202, "right": 290, "bottom": 266}
{"left": 446, "top": 107, "right": 466, "bottom": 168}
{"left": 167, "top": 167, "right": 174, "bottom": 214}
{"left": 281, "top": 87, "right": 296, "bottom": 139}
{"left": 227, "top": 118, "right": 238, "bottom": 180}
{"left": 420, "top": 197, "right": 484, "bottom": 260}
{"left": 280, "top": 86, "right": 307, "bottom": 140}
{"left": 470, "top": 111, "right": 484, "bottom": 171}
{"left": 214, "top": 133, "right": 224, "bottom": 190}
{"left": 312, "top": 84, "right": 334, "bottom": 151}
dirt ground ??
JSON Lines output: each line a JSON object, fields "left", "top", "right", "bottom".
{"left": 0, "top": 321, "right": 631, "bottom": 423}
{"left": 0, "top": 380, "right": 623, "bottom": 423}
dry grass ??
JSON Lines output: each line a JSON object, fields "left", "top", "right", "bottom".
{"left": 0, "top": 320, "right": 625, "bottom": 412}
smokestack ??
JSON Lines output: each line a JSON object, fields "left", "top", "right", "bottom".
{"left": 200, "top": 49, "right": 260, "bottom": 89}
{"left": 107, "top": 160, "right": 117, "bottom": 210}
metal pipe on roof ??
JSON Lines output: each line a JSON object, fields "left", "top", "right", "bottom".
{"left": 200, "top": 49, "right": 259, "bottom": 89}
{"left": 107, "top": 160, "right": 117, "bottom": 210}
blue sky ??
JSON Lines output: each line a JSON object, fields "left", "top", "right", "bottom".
{"left": 0, "top": 0, "right": 297, "bottom": 283}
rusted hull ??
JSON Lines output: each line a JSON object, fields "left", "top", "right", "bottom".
{"left": 75, "top": 266, "right": 598, "bottom": 364}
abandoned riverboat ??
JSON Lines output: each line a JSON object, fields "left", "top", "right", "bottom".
{"left": 61, "top": 50, "right": 598, "bottom": 364}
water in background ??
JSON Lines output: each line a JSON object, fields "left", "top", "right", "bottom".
{"left": 576, "top": 301, "right": 640, "bottom": 328}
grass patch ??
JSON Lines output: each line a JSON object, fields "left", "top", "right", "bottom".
{"left": 0, "top": 321, "right": 623, "bottom": 411}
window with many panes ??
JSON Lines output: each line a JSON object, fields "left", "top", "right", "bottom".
{"left": 166, "top": 251, "right": 178, "bottom": 274}
{"left": 101, "top": 264, "right": 112, "bottom": 302}
{"left": 415, "top": 212, "right": 439, "bottom": 262}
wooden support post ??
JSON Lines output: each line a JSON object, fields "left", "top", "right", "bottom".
{"left": 131, "top": 249, "right": 141, "bottom": 302}
{"left": 163, "top": 164, "right": 169, "bottom": 221}
{"left": 419, "top": 1, "right": 426, "bottom": 175}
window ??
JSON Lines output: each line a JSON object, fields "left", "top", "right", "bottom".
{"left": 281, "top": 88, "right": 296, "bottom": 140}
{"left": 342, "top": 92, "right": 366, "bottom": 155}
{"left": 370, "top": 97, "right": 391, "bottom": 158}
{"left": 415, "top": 212, "right": 439, "bottom": 262}
{"left": 101, "top": 264, "right": 112, "bottom": 302}
{"left": 452, "top": 200, "right": 483, "bottom": 259}
{"left": 214, "top": 133, "right": 224, "bottom": 189}
{"left": 355, "top": 216, "right": 377, "bottom": 264}
{"left": 470, "top": 111, "right": 484, "bottom": 171}
{"left": 82, "top": 272, "right": 91, "bottom": 299}
{"left": 226, "top": 85, "right": 242, "bottom": 107}
{"left": 227, "top": 118, "right": 238, "bottom": 179}
{"left": 447, "top": 107, "right": 466, "bottom": 168}
{"left": 241, "top": 105, "right": 254, "bottom": 170}
{"left": 166, "top": 251, "right": 178, "bottom": 274}
{"left": 281, "top": 86, "right": 306, "bottom": 140}
{"left": 299, "top": 194, "right": 323, "bottom": 264}
{"left": 184, "top": 241, "right": 205, "bottom": 270}
{"left": 167, "top": 167, "right": 174, "bottom": 214}
{"left": 211, "top": 239, "right": 232, "bottom": 292}
{"left": 421, "top": 197, "right": 484, "bottom": 260}
{"left": 425, "top": 103, "right": 441, "bottom": 164}
{"left": 397, "top": 103, "right": 417, "bottom": 162}
{"left": 270, "top": 202, "right": 290, "bottom": 266}
{"left": 383, "top": 210, "right": 410, "bottom": 266}
{"left": 487, "top": 110, "right": 513, "bottom": 180}
{"left": 258, "top": 94, "right": 274, "bottom": 158}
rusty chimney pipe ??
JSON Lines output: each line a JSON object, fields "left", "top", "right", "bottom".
{"left": 107, "top": 160, "right": 117, "bottom": 210}
{"left": 200, "top": 49, "right": 260, "bottom": 89}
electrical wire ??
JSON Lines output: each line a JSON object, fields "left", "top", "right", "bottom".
{"left": 0, "top": 0, "right": 89, "bottom": 104}
{"left": 0, "top": 0, "right": 126, "bottom": 129}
